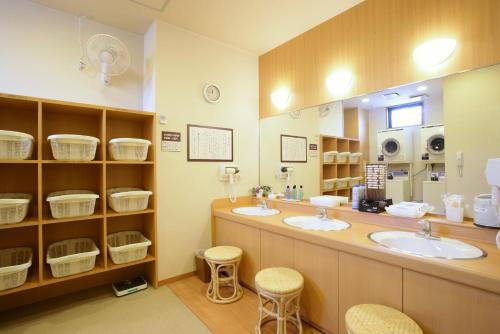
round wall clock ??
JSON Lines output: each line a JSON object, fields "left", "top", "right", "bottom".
{"left": 203, "top": 84, "right": 221, "bottom": 103}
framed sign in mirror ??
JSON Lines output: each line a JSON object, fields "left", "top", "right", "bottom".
{"left": 281, "top": 134, "right": 307, "bottom": 163}
{"left": 187, "top": 124, "right": 233, "bottom": 162}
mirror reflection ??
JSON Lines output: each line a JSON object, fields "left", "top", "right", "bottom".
{"left": 259, "top": 63, "right": 500, "bottom": 225}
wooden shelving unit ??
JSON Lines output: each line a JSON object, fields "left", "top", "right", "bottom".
{"left": 0, "top": 93, "right": 157, "bottom": 305}
{"left": 319, "top": 135, "right": 363, "bottom": 199}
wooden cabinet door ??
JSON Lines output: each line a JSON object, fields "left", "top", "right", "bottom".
{"left": 214, "top": 218, "right": 260, "bottom": 288}
{"left": 403, "top": 269, "right": 500, "bottom": 334}
{"left": 260, "top": 230, "right": 294, "bottom": 269}
{"left": 338, "top": 252, "right": 403, "bottom": 334}
{"left": 294, "top": 240, "right": 339, "bottom": 334}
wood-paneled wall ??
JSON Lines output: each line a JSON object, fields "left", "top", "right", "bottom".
{"left": 259, "top": 0, "right": 500, "bottom": 118}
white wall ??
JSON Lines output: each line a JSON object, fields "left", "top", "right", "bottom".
{"left": 146, "top": 21, "right": 259, "bottom": 280}
{"left": 444, "top": 64, "right": 500, "bottom": 217}
{"left": 0, "top": 0, "right": 144, "bottom": 110}
{"left": 368, "top": 97, "right": 444, "bottom": 201}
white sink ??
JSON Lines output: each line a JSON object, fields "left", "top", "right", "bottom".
{"left": 369, "top": 231, "right": 486, "bottom": 260}
{"left": 283, "top": 216, "right": 350, "bottom": 231}
{"left": 232, "top": 206, "right": 280, "bottom": 217}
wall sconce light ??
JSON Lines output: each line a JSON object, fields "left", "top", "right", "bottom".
{"left": 326, "top": 69, "right": 354, "bottom": 96}
{"left": 271, "top": 87, "right": 291, "bottom": 110}
{"left": 413, "top": 38, "right": 457, "bottom": 69}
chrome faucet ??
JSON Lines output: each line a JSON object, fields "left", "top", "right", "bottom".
{"left": 318, "top": 207, "right": 328, "bottom": 219}
{"left": 416, "top": 220, "right": 440, "bottom": 240}
{"left": 258, "top": 199, "right": 268, "bottom": 209}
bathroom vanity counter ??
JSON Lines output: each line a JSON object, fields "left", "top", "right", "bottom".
{"left": 212, "top": 197, "right": 500, "bottom": 334}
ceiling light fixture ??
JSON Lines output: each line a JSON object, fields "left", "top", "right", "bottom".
{"left": 271, "top": 88, "right": 291, "bottom": 110}
{"left": 361, "top": 98, "right": 370, "bottom": 103}
{"left": 413, "top": 38, "right": 457, "bottom": 69}
{"left": 417, "top": 85, "right": 428, "bottom": 92}
{"left": 326, "top": 69, "right": 354, "bottom": 96}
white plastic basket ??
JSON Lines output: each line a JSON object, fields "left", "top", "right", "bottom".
{"left": 108, "top": 138, "right": 151, "bottom": 161}
{"left": 323, "top": 178, "right": 337, "bottom": 191}
{"left": 0, "top": 247, "right": 32, "bottom": 291}
{"left": 349, "top": 152, "right": 363, "bottom": 164}
{"left": 336, "top": 177, "right": 350, "bottom": 189}
{"left": 107, "top": 231, "right": 152, "bottom": 265}
{"left": 46, "top": 238, "right": 100, "bottom": 278}
{"left": 47, "top": 190, "right": 99, "bottom": 219}
{"left": 0, "top": 193, "right": 32, "bottom": 225}
{"left": 48, "top": 134, "right": 100, "bottom": 161}
{"left": 323, "top": 151, "right": 338, "bottom": 164}
{"left": 107, "top": 188, "right": 153, "bottom": 213}
{"left": 337, "top": 152, "right": 350, "bottom": 163}
{"left": 0, "top": 130, "right": 34, "bottom": 160}
{"left": 349, "top": 176, "right": 363, "bottom": 187}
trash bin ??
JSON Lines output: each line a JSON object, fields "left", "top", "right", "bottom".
{"left": 195, "top": 249, "right": 211, "bottom": 283}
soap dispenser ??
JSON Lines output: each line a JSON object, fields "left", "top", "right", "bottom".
{"left": 292, "top": 185, "right": 297, "bottom": 200}
{"left": 285, "top": 185, "right": 291, "bottom": 200}
{"left": 298, "top": 185, "right": 303, "bottom": 201}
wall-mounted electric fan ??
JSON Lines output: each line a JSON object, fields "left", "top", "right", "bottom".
{"left": 85, "top": 34, "right": 131, "bottom": 85}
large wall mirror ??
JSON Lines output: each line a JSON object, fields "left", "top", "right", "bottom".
{"left": 259, "top": 63, "right": 500, "bottom": 221}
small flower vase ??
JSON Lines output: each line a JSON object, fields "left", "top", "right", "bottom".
{"left": 256, "top": 189, "right": 263, "bottom": 199}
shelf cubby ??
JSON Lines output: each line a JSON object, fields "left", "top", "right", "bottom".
{"left": 107, "top": 213, "right": 155, "bottom": 258}
{"left": 0, "top": 96, "right": 39, "bottom": 161}
{"left": 0, "top": 225, "right": 40, "bottom": 289}
{"left": 0, "top": 164, "right": 39, "bottom": 219}
{"left": 323, "top": 165, "right": 337, "bottom": 180}
{"left": 41, "top": 102, "right": 103, "bottom": 161}
{"left": 106, "top": 109, "right": 154, "bottom": 162}
{"left": 337, "top": 138, "right": 349, "bottom": 152}
{"left": 106, "top": 164, "right": 155, "bottom": 212}
{"left": 42, "top": 219, "right": 105, "bottom": 280}
{"left": 348, "top": 140, "right": 360, "bottom": 153}
{"left": 42, "top": 164, "right": 103, "bottom": 219}
{"left": 338, "top": 164, "right": 350, "bottom": 178}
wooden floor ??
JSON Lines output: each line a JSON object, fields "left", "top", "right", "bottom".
{"left": 169, "top": 276, "right": 323, "bottom": 334}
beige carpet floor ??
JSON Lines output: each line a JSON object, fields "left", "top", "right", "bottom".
{"left": 0, "top": 285, "right": 212, "bottom": 334}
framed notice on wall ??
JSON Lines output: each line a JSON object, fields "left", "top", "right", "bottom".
{"left": 281, "top": 134, "right": 307, "bottom": 163}
{"left": 187, "top": 124, "right": 233, "bottom": 162}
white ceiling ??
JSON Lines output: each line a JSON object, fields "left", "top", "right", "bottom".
{"left": 342, "top": 78, "right": 443, "bottom": 110}
{"left": 31, "top": 0, "right": 364, "bottom": 54}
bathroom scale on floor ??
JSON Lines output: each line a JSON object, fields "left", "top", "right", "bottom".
{"left": 112, "top": 276, "right": 148, "bottom": 297}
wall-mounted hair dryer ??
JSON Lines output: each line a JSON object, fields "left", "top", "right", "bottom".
{"left": 219, "top": 164, "right": 240, "bottom": 203}
{"left": 276, "top": 164, "right": 294, "bottom": 183}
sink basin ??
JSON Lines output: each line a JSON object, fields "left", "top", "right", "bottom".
{"left": 369, "top": 231, "right": 486, "bottom": 260}
{"left": 283, "top": 216, "right": 350, "bottom": 231}
{"left": 232, "top": 206, "right": 280, "bottom": 217}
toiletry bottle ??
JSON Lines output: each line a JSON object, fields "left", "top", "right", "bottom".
{"left": 285, "top": 186, "right": 291, "bottom": 200}
{"left": 292, "top": 185, "right": 297, "bottom": 200}
{"left": 299, "top": 185, "right": 303, "bottom": 201}
{"left": 352, "top": 185, "right": 360, "bottom": 210}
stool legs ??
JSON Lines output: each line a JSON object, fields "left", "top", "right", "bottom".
{"left": 206, "top": 259, "right": 243, "bottom": 304}
{"left": 256, "top": 289, "right": 303, "bottom": 334}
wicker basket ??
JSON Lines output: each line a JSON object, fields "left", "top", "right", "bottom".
{"left": 107, "top": 231, "right": 151, "bottom": 265}
{"left": 46, "top": 238, "right": 100, "bottom": 278}
{"left": 0, "top": 130, "right": 34, "bottom": 160}
{"left": 0, "top": 247, "right": 32, "bottom": 291}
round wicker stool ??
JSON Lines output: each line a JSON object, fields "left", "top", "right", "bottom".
{"left": 345, "top": 304, "right": 423, "bottom": 334}
{"left": 204, "top": 246, "right": 243, "bottom": 304}
{"left": 255, "top": 267, "right": 304, "bottom": 334}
